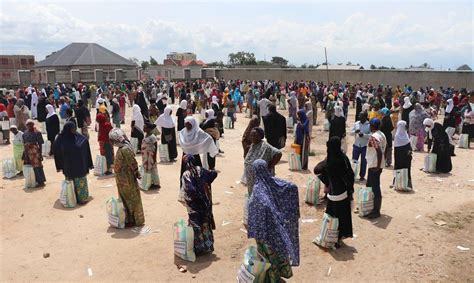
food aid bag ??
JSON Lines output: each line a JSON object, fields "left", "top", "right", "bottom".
{"left": 1, "top": 120, "right": 10, "bottom": 131}
{"left": 140, "top": 167, "right": 160, "bottom": 191}
{"left": 323, "top": 119, "right": 330, "bottom": 131}
{"left": 159, "top": 144, "right": 170, "bottom": 163}
{"left": 130, "top": 137, "right": 139, "bottom": 154}
{"left": 313, "top": 213, "right": 339, "bottom": 249}
{"left": 288, "top": 152, "right": 302, "bottom": 171}
{"left": 23, "top": 165, "right": 37, "bottom": 189}
{"left": 458, "top": 134, "right": 469, "bottom": 148}
{"left": 2, "top": 158, "right": 16, "bottom": 179}
{"left": 60, "top": 180, "right": 77, "bottom": 208}
{"left": 243, "top": 193, "right": 249, "bottom": 226}
{"left": 42, "top": 140, "right": 51, "bottom": 157}
{"left": 357, "top": 187, "right": 374, "bottom": 216}
{"left": 393, "top": 168, "right": 411, "bottom": 192}
{"left": 305, "top": 176, "right": 321, "bottom": 205}
{"left": 423, "top": 153, "right": 437, "bottom": 173}
{"left": 173, "top": 219, "right": 196, "bottom": 262}
{"left": 106, "top": 197, "right": 126, "bottom": 229}
{"left": 237, "top": 246, "right": 271, "bottom": 283}
{"left": 286, "top": 117, "right": 293, "bottom": 128}
{"left": 94, "top": 155, "right": 107, "bottom": 176}
{"left": 351, "top": 159, "right": 360, "bottom": 181}
{"left": 41, "top": 122, "right": 47, "bottom": 134}
{"left": 223, "top": 116, "right": 232, "bottom": 129}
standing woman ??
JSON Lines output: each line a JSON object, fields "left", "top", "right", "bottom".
{"left": 329, "top": 106, "right": 346, "bottom": 151}
{"left": 45, "top": 104, "right": 60, "bottom": 156}
{"left": 111, "top": 98, "right": 121, "bottom": 128}
{"left": 355, "top": 89, "right": 363, "bottom": 122}
{"left": 200, "top": 109, "right": 220, "bottom": 170}
{"left": 176, "top": 100, "right": 188, "bottom": 131}
{"left": 131, "top": 104, "right": 145, "bottom": 154}
{"left": 380, "top": 107, "right": 394, "bottom": 166}
{"left": 431, "top": 123, "right": 452, "bottom": 173}
{"left": 96, "top": 106, "right": 114, "bottom": 175}
{"left": 242, "top": 117, "right": 261, "bottom": 158}
{"left": 248, "top": 159, "right": 300, "bottom": 282}
{"left": 180, "top": 154, "right": 218, "bottom": 255}
{"left": 295, "top": 109, "right": 311, "bottom": 170}
{"left": 409, "top": 103, "right": 429, "bottom": 151}
{"left": 141, "top": 122, "right": 161, "bottom": 190}
{"left": 37, "top": 95, "right": 48, "bottom": 127}
{"left": 393, "top": 121, "right": 413, "bottom": 188}
{"left": 14, "top": 99, "right": 29, "bottom": 131}
{"left": 314, "top": 137, "right": 354, "bottom": 248}
{"left": 401, "top": 96, "right": 413, "bottom": 131}
{"left": 287, "top": 91, "right": 298, "bottom": 125}
{"left": 155, "top": 106, "right": 178, "bottom": 162}
{"left": 109, "top": 128, "right": 145, "bottom": 227}
{"left": 22, "top": 120, "right": 46, "bottom": 187}
{"left": 53, "top": 122, "right": 93, "bottom": 204}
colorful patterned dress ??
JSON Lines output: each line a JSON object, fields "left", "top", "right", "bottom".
{"left": 114, "top": 146, "right": 145, "bottom": 226}
{"left": 141, "top": 134, "right": 160, "bottom": 189}
{"left": 22, "top": 129, "right": 46, "bottom": 184}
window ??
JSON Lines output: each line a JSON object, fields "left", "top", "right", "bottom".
{"left": 28, "top": 59, "right": 34, "bottom": 65}
{"left": 21, "top": 58, "right": 27, "bottom": 65}
{"left": 1, "top": 58, "right": 8, "bottom": 65}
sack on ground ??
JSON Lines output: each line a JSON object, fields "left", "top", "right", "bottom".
{"left": 60, "top": 180, "right": 77, "bottom": 208}
{"left": 458, "top": 134, "right": 469, "bottom": 148}
{"left": 159, "top": 144, "right": 170, "bottom": 162}
{"left": 106, "top": 197, "right": 126, "bottom": 229}
{"left": 1, "top": 120, "right": 10, "bottom": 131}
{"left": 351, "top": 159, "right": 360, "bottom": 181}
{"left": 305, "top": 176, "right": 321, "bottom": 205}
{"left": 223, "top": 116, "right": 232, "bottom": 129}
{"left": 94, "top": 155, "right": 107, "bottom": 176}
{"left": 237, "top": 246, "right": 271, "bottom": 283}
{"left": 394, "top": 168, "right": 411, "bottom": 191}
{"left": 130, "top": 137, "right": 139, "bottom": 154}
{"left": 23, "top": 165, "right": 37, "bottom": 189}
{"left": 42, "top": 141, "right": 51, "bottom": 157}
{"left": 286, "top": 117, "right": 293, "bottom": 128}
{"left": 423, "top": 153, "right": 437, "bottom": 173}
{"left": 313, "top": 213, "right": 339, "bottom": 249}
{"left": 323, "top": 119, "right": 330, "bottom": 131}
{"left": 141, "top": 167, "right": 160, "bottom": 191}
{"left": 173, "top": 219, "right": 196, "bottom": 262}
{"left": 357, "top": 187, "right": 374, "bottom": 216}
{"left": 2, "top": 158, "right": 17, "bottom": 179}
{"left": 288, "top": 152, "right": 302, "bottom": 171}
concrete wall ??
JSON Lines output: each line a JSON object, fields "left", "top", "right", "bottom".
{"left": 214, "top": 68, "right": 474, "bottom": 89}
{"left": 147, "top": 65, "right": 203, "bottom": 80}
{"left": 34, "top": 65, "right": 138, "bottom": 84}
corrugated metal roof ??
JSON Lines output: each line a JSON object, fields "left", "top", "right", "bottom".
{"left": 36, "top": 43, "right": 135, "bottom": 67}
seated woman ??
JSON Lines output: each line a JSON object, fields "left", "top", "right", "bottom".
{"left": 248, "top": 159, "right": 300, "bottom": 282}
{"left": 314, "top": 137, "right": 354, "bottom": 248}
{"left": 244, "top": 127, "right": 282, "bottom": 194}
{"left": 180, "top": 154, "right": 218, "bottom": 255}
{"left": 53, "top": 121, "right": 94, "bottom": 204}
{"left": 431, "top": 123, "right": 452, "bottom": 173}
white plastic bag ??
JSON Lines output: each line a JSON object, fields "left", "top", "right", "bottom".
{"left": 60, "top": 180, "right": 77, "bottom": 208}
{"left": 2, "top": 159, "right": 17, "bottom": 179}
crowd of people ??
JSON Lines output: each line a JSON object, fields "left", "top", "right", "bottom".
{"left": 1, "top": 78, "right": 473, "bottom": 282}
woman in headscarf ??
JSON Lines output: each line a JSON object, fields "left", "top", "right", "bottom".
{"left": 393, "top": 121, "right": 413, "bottom": 188}
{"left": 461, "top": 104, "right": 473, "bottom": 143}
{"left": 178, "top": 116, "right": 218, "bottom": 184}
{"left": 380, "top": 107, "right": 394, "bottom": 166}
{"left": 443, "top": 98, "right": 456, "bottom": 130}
{"left": 314, "top": 136, "right": 354, "bottom": 248}
{"left": 401, "top": 96, "right": 414, "bottom": 131}
{"left": 14, "top": 98, "right": 29, "bottom": 132}
{"left": 111, "top": 98, "right": 121, "bottom": 128}
{"left": 148, "top": 98, "right": 159, "bottom": 124}
{"left": 135, "top": 86, "right": 149, "bottom": 119}
{"left": 244, "top": 127, "right": 282, "bottom": 193}
{"left": 242, "top": 117, "right": 260, "bottom": 158}
{"left": 423, "top": 118, "right": 435, "bottom": 152}
{"left": 295, "top": 109, "right": 311, "bottom": 170}
{"left": 141, "top": 122, "right": 160, "bottom": 190}
{"left": 155, "top": 106, "right": 178, "bottom": 161}
{"left": 10, "top": 125, "right": 24, "bottom": 174}
{"left": 96, "top": 105, "right": 114, "bottom": 175}
{"left": 390, "top": 100, "right": 401, "bottom": 131}
{"left": 248, "top": 159, "right": 300, "bottom": 281}
{"left": 131, "top": 104, "right": 145, "bottom": 154}
{"left": 200, "top": 109, "right": 220, "bottom": 169}
{"left": 53, "top": 121, "right": 93, "bottom": 203}
{"left": 263, "top": 105, "right": 287, "bottom": 150}
{"left": 355, "top": 89, "right": 363, "bottom": 122}
{"left": 22, "top": 119, "right": 46, "bottom": 187}
{"left": 180, "top": 154, "right": 218, "bottom": 255}
{"left": 109, "top": 128, "right": 145, "bottom": 227}
{"left": 409, "top": 103, "right": 430, "bottom": 151}
{"left": 45, "top": 104, "right": 60, "bottom": 156}
{"left": 176, "top": 100, "right": 188, "bottom": 131}
{"left": 287, "top": 91, "right": 298, "bottom": 125}
{"left": 329, "top": 106, "right": 346, "bottom": 149}
{"left": 119, "top": 92, "right": 127, "bottom": 124}
{"left": 430, "top": 123, "right": 452, "bottom": 173}
{"left": 37, "top": 95, "right": 48, "bottom": 125}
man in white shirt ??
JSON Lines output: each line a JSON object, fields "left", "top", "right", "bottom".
{"left": 365, "top": 118, "right": 387, "bottom": 219}
{"left": 257, "top": 96, "right": 272, "bottom": 118}
{"left": 351, "top": 111, "right": 371, "bottom": 181}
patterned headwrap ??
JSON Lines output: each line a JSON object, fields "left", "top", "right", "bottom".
{"left": 109, "top": 128, "right": 131, "bottom": 149}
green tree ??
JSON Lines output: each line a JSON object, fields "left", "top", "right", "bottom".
{"left": 128, "top": 57, "right": 140, "bottom": 66}
{"left": 370, "top": 64, "right": 377, "bottom": 69}
{"left": 141, "top": 61, "right": 150, "bottom": 69}
{"left": 271, "top": 56, "right": 288, "bottom": 67}
{"left": 149, "top": 56, "right": 158, "bottom": 65}
{"left": 228, "top": 51, "right": 257, "bottom": 65}
{"left": 301, "top": 63, "right": 308, "bottom": 68}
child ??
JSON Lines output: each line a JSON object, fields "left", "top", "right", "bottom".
{"left": 10, "top": 125, "right": 24, "bottom": 175}
{"left": 227, "top": 96, "right": 236, "bottom": 129}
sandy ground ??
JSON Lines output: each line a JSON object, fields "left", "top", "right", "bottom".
{"left": 1, "top": 103, "right": 473, "bottom": 282}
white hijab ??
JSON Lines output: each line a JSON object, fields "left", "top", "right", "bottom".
{"left": 212, "top": 96, "right": 219, "bottom": 107}
{"left": 334, "top": 106, "right": 344, "bottom": 117}
{"left": 394, "top": 120, "right": 410, "bottom": 147}
{"left": 178, "top": 116, "right": 218, "bottom": 157}
{"left": 423, "top": 118, "right": 434, "bottom": 139}
{"left": 132, "top": 104, "right": 144, "bottom": 132}
{"left": 403, "top": 97, "right": 412, "bottom": 109}
{"left": 445, "top": 98, "right": 454, "bottom": 114}
{"left": 205, "top": 109, "right": 215, "bottom": 123}
{"left": 46, "top": 104, "right": 56, "bottom": 119}
{"left": 180, "top": 100, "right": 188, "bottom": 110}
{"left": 155, "top": 106, "right": 175, "bottom": 130}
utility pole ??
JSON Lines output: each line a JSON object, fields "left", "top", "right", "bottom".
{"left": 324, "top": 47, "right": 329, "bottom": 86}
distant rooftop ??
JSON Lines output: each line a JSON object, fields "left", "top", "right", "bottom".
{"left": 316, "top": 64, "right": 364, "bottom": 70}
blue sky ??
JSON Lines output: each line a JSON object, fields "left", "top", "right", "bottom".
{"left": 1, "top": 0, "right": 472, "bottom": 69}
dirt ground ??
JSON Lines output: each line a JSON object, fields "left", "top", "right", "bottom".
{"left": 1, "top": 103, "right": 473, "bottom": 282}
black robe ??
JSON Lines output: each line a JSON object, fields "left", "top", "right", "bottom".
{"left": 432, "top": 124, "right": 452, "bottom": 173}
{"left": 135, "top": 91, "right": 149, "bottom": 118}
{"left": 262, "top": 112, "right": 287, "bottom": 149}
{"left": 380, "top": 116, "right": 394, "bottom": 148}
{"left": 176, "top": 108, "right": 186, "bottom": 131}
{"left": 329, "top": 116, "right": 346, "bottom": 139}
{"left": 161, "top": 127, "right": 178, "bottom": 160}
{"left": 200, "top": 119, "right": 217, "bottom": 170}
{"left": 45, "top": 114, "right": 60, "bottom": 142}
{"left": 37, "top": 99, "right": 48, "bottom": 122}
{"left": 394, "top": 143, "right": 412, "bottom": 187}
